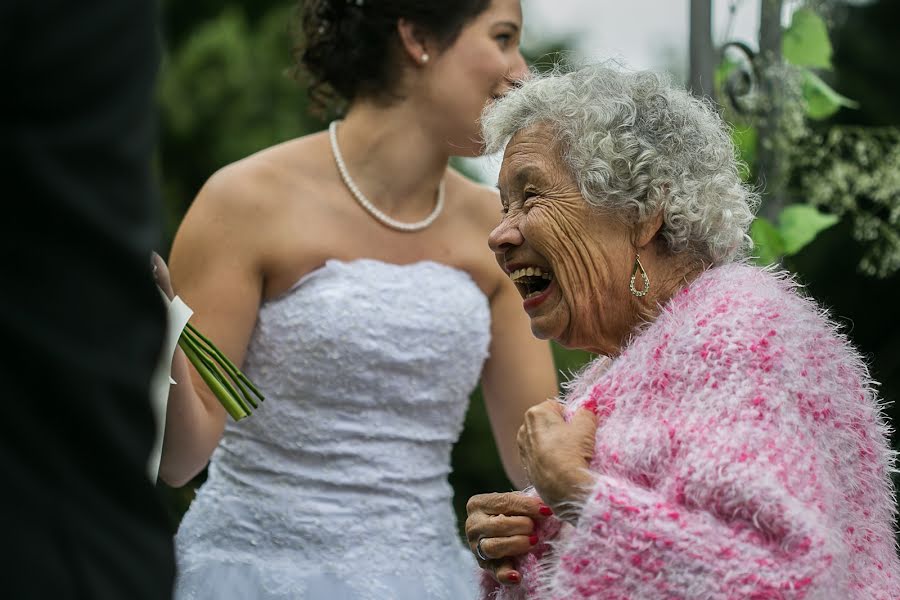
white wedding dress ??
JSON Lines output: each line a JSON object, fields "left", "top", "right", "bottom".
{"left": 174, "top": 259, "right": 491, "bottom": 599}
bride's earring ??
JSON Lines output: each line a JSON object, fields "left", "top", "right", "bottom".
{"left": 420, "top": 53, "right": 430, "bottom": 64}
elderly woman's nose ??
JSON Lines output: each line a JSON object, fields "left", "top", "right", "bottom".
{"left": 488, "top": 216, "right": 523, "bottom": 253}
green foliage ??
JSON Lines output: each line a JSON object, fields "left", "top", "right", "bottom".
{"left": 792, "top": 126, "right": 900, "bottom": 277}
{"left": 751, "top": 205, "right": 839, "bottom": 266}
{"left": 781, "top": 7, "right": 857, "bottom": 121}
{"left": 731, "top": 125, "right": 757, "bottom": 181}
{"left": 800, "top": 69, "right": 859, "bottom": 120}
{"left": 158, "top": 4, "right": 323, "bottom": 233}
{"left": 782, "top": 8, "right": 832, "bottom": 69}
{"left": 750, "top": 218, "right": 786, "bottom": 266}
{"left": 778, "top": 204, "right": 840, "bottom": 255}
{"left": 721, "top": 4, "right": 879, "bottom": 269}
{"left": 743, "top": 4, "right": 898, "bottom": 277}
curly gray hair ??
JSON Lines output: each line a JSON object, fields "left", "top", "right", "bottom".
{"left": 481, "top": 64, "right": 759, "bottom": 266}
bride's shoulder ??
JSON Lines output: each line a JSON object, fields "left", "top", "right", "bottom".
{"left": 193, "top": 131, "right": 332, "bottom": 218}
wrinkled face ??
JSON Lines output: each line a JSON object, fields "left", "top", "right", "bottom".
{"left": 425, "top": 0, "right": 528, "bottom": 155}
{"left": 489, "top": 123, "right": 639, "bottom": 355}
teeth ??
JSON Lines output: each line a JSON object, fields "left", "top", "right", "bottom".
{"left": 525, "top": 290, "right": 543, "bottom": 299}
{"left": 509, "top": 267, "right": 553, "bottom": 282}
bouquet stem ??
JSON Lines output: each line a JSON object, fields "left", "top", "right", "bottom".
{"left": 177, "top": 322, "right": 264, "bottom": 420}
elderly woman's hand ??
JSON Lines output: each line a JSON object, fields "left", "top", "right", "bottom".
{"left": 518, "top": 400, "right": 598, "bottom": 523}
{"left": 465, "top": 492, "right": 549, "bottom": 586}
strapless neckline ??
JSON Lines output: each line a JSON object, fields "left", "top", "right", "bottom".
{"left": 273, "top": 257, "right": 488, "bottom": 304}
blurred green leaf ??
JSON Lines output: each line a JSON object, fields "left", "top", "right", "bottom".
{"left": 731, "top": 125, "right": 757, "bottom": 181}
{"left": 801, "top": 69, "right": 860, "bottom": 120}
{"left": 779, "top": 204, "right": 840, "bottom": 255}
{"left": 752, "top": 206, "right": 840, "bottom": 264}
{"left": 751, "top": 217, "right": 786, "bottom": 266}
{"left": 783, "top": 8, "right": 832, "bottom": 69}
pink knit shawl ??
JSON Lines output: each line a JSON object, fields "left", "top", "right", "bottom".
{"left": 485, "top": 263, "right": 900, "bottom": 600}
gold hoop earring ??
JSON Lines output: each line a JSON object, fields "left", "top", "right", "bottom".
{"left": 630, "top": 254, "right": 650, "bottom": 297}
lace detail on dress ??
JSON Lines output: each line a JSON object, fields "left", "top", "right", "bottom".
{"left": 175, "top": 259, "right": 491, "bottom": 599}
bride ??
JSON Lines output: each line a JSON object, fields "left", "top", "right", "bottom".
{"left": 157, "top": 0, "right": 557, "bottom": 598}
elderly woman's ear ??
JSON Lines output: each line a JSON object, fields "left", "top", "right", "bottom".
{"left": 632, "top": 210, "right": 665, "bottom": 251}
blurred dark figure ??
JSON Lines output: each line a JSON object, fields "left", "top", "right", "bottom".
{"left": 0, "top": 1, "right": 175, "bottom": 598}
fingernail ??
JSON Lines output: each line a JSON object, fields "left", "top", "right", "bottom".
{"left": 507, "top": 571, "right": 520, "bottom": 584}
{"left": 539, "top": 504, "right": 553, "bottom": 516}
{"left": 529, "top": 534, "right": 539, "bottom": 545}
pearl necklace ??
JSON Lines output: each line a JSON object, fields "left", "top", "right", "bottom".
{"left": 328, "top": 120, "right": 445, "bottom": 232}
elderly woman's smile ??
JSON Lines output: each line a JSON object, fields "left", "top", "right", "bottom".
{"left": 507, "top": 265, "right": 553, "bottom": 301}
{"left": 489, "top": 123, "right": 637, "bottom": 355}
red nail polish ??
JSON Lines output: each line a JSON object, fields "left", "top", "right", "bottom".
{"left": 539, "top": 504, "right": 553, "bottom": 516}
{"left": 529, "top": 534, "right": 539, "bottom": 545}
{"left": 507, "top": 572, "right": 520, "bottom": 584}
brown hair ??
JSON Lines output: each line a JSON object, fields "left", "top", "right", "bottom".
{"left": 296, "top": 0, "right": 492, "bottom": 111}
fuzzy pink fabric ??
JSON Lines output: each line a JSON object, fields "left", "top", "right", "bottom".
{"left": 485, "top": 263, "right": 899, "bottom": 599}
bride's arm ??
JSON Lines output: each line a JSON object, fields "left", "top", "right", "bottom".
{"left": 481, "top": 258, "right": 558, "bottom": 489}
{"left": 157, "top": 168, "right": 265, "bottom": 487}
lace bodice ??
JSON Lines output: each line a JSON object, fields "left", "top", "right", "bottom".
{"left": 175, "top": 259, "right": 491, "bottom": 599}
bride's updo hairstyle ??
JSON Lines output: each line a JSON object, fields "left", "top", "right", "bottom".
{"left": 298, "top": 0, "right": 491, "bottom": 109}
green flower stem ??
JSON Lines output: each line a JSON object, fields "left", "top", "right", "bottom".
{"left": 172, "top": 319, "right": 265, "bottom": 422}
{"left": 186, "top": 336, "right": 251, "bottom": 416}
{"left": 179, "top": 327, "right": 254, "bottom": 416}
{"left": 183, "top": 324, "right": 260, "bottom": 409}
{"left": 185, "top": 323, "right": 265, "bottom": 404}
{"left": 180, "top": 335, "right": 247, "bottom": 419}
{"left": 179, "top": 335, "right": 248, "bottom": 421}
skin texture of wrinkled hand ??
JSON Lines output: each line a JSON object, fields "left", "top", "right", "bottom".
{"left": 517, "top": 400, "right": 598, "bottom": 523}
{"left": 465, "top": 491, "right": 549, "bottom": 586}
{"left": 466, "top": 401, "right": 599, "bottom": 587}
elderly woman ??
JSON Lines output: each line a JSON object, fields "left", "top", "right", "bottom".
{"left": 466, "top": 64, "right": 900, "bottom": 599}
